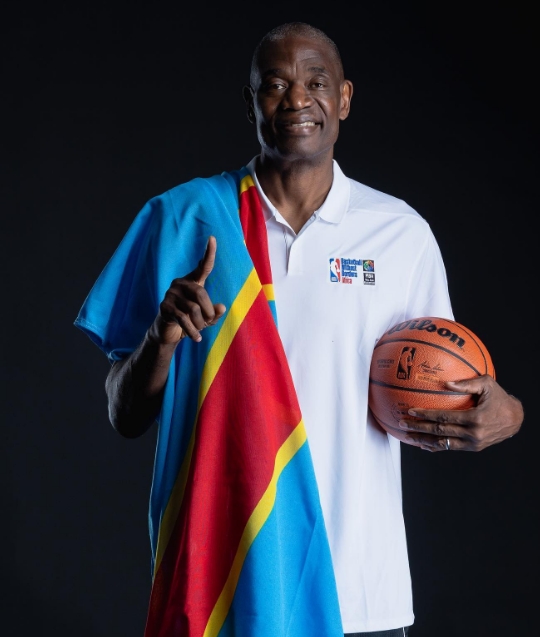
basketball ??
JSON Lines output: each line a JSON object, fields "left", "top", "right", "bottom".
{"left": 368, "top": 316, "right": 495, "bottom": 433}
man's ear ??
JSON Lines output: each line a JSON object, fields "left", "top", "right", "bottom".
{"left": 339, "top": 80, "right": 354, "bottom": 121}
{"left": 242, "top": 85, "right": 255, "bottom": 124}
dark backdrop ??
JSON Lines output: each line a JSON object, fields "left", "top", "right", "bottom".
{"left": 3, "top": 2, "right": 537, "bottom": 636}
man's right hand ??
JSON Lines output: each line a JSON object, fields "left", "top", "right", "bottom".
{"left": 148, "top": 236, "right": 227, "bottom": 345}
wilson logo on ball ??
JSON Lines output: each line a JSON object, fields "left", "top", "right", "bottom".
{"left": 386, "top": 318, "right": 466, "bottom": 349}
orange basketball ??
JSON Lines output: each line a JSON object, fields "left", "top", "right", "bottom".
{"left": 368, "top": 316, "right": 495, "bottom": 433}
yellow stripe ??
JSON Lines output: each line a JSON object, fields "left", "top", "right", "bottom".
{"left": 198, "top": 268, "right": 261, "bottom": 407}
{"left": 239, "top": 173, "right": 255, "bottom": 194}
{"left": 153, "top": 268, "right": 262, "bottom": 577}
{"left": 203, "top": 420, "right": 307, "bottom": 637}
{"left": 262, "top": 283, "right": 274, "bottom": 302}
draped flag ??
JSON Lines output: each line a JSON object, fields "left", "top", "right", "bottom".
{"left": 74, "top": 167, "right": 343, "bottom": 637}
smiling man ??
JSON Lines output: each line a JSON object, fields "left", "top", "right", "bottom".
{"left": 75, "top": 22, "right": 523, "bottom": 637}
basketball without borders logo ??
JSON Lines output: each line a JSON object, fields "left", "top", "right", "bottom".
{"left": 329, "top": 257, "right": 375, "bottom": 285}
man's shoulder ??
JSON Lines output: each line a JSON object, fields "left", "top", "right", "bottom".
{"left": 159, "top": 170, "right": 239, "bottom": 201}
{"left": 345, "top": 175, "right": 422, "bottom": 220}
{"left": 142, "top": 168, "right": 245, "bottom": 215}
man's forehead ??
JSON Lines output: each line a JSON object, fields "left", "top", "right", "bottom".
{"left": 259, "top": 61, "right": 331, "bottom": 79}
{"left": 255, "top": 38, "right": 339, "bottom": 77}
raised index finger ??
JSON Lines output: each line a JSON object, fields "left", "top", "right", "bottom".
{"left": 194, "top": 236, "right": 217, "bottom": 286}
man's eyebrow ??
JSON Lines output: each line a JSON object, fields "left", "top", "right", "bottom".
{"left": 260, "top": 65, "right": 330, "bottom": 79}
{"left": 260, "top": 68, "right": 284, "bottom": 79}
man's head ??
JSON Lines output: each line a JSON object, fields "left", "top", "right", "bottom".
{"left": 243, "top": 22, "right": 353, "bottom": 164}
{"left": 249, "top": 23, "right": 345, "bottom": 87}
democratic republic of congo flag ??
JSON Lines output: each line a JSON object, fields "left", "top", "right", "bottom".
{"left": 74, "top": 166, "right": 343, "bottom": 637}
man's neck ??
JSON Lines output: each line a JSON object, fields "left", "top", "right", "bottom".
{"left": 255, "top": 154, "right": 334, "bottom": 234}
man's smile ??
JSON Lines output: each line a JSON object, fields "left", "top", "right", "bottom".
{"left": 276, "top": 119, "right": 320, "bottom": 132}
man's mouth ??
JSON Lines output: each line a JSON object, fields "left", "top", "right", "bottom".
{"left": 277, "top": 120, "right": 319, "bottom": 131}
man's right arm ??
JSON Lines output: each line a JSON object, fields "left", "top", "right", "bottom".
{"left": 105, "top": 329, "right": 178, "bottom": 438}
{"left": 105, "top": 236, "right": 225, "bottom": 438}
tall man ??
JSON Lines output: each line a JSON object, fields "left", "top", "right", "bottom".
{"left": 75, "top": 22, "right": 523, "bottom": 637}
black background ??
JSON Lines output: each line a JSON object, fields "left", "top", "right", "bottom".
{"left": 2, "top": 2, "right": 537, "bottom": 636}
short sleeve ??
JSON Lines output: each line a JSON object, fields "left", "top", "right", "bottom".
{"left": 405, "top": 224, "right": 454, "bottom": 321}
{"left": 74, "top": 196, "right": 165, "bottom": 362}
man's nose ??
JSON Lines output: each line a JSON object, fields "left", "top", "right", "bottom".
{"left": 282, "top": 82, "right": 312, "bottom": 109}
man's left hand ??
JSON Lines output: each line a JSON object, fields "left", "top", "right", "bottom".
{"left": 396, "top": 375, "right": 524, "bottom": 452}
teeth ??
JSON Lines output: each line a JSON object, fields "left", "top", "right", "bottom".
{"left": 292, "top": 122, "right": 316, "bottom": 127}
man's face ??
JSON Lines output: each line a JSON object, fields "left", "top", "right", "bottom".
{"left": 244, "top": 35, "right": 353, "bottom": 162}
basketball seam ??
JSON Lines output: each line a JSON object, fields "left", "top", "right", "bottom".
{"left": 372, "top": 337, "right": 483, "bottom": 376}
{"left": 368, "top": 379, "right": 472, "bottom": 395}
{"left": 451, "top": 320, "right": 490, "bottom": 374}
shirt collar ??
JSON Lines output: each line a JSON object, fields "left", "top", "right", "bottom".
{"left": 246, "top": 155, "right": 350, "bottom": 225}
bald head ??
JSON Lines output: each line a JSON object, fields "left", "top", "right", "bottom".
{"left": 250, "top": 22, "right": 344, "bottom": 86}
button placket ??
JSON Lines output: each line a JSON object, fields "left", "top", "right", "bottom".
{"left": 273, "top": 212, "right": 318, "bottom": 275}
{"left": 287, "top": 214, "right": 318, "bottom": 275}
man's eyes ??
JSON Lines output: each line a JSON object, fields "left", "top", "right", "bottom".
{"left": 263, "top": 82, "right": 286, "bottom": 91}
{"left": 262, "top": 80, "right": 327, "bottom": 92}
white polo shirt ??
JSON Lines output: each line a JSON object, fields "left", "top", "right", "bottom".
{"left": 247, "top": 156, "right": 454, "bottom": 633}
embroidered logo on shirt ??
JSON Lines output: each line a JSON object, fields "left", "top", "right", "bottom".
{"left": 329, "top": 258, "right": 375, "bottom": 285}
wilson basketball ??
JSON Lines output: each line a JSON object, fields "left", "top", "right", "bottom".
{"left": 368, "top": 317, "right": 495, "bottom": 433}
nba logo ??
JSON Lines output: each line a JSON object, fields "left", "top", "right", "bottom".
{"left": 330, "top": 258, "right": 341, "bottom": 282}
{"left": 397, "top": 346, "right": 416, "bottom": 380}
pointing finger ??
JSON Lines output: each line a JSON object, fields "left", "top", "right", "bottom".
{"left": 194, "top": 236, "right": 217, "bottom": 286}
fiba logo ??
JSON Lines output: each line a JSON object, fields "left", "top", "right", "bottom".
{"left": 329, "top": 258, "right": 341, "bottom": 282}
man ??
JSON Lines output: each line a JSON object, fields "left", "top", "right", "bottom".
{"left": 75, "top": 22, "right": 523, "bottom": 637}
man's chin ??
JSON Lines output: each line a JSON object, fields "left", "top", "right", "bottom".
{"left": 265, "top": 139, "right": 332, "bottom": 163}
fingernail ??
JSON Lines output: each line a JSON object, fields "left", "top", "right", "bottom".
{"left": 408, "top": 410, "right": 418, "bottom": 417}
{"left": 398, "top": 421, "right": 407, "bottom": 428}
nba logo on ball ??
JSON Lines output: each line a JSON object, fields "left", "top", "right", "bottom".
{"left": 329, "top": 258, "right": 341, "bottom": 282}
{"left": 397, "top": 347, "right": 416, "bottom": 380}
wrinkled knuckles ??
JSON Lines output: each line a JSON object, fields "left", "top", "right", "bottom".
{"left": 436, "top": 412, "right": 452, "bottom": 424}
{"left": 163, "top": 289, "right": 184, "bottom": 305}
{"left": 159, "top": 298, "right": 179, "bottom": 321}
{"left": 434, "top": 423, "right": 446, "bottom": 436}
{"left": 185, "top": 302, "right": 205, "bottom": 330}
{"left": 192, "top": 285, "right": 209, "bottom": 302}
